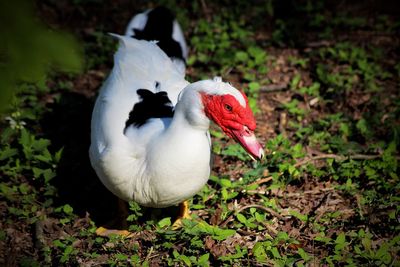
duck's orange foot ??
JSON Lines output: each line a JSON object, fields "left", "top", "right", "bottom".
{"left": 95, "top": 226, "right": 134, "bottom": 238}
{"left": 172, "top": 200, "right": 191, "bottom": 230}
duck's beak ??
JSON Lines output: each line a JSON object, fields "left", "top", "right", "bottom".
{"left": 230, "top": 126, "right": 264, "bottom": 161}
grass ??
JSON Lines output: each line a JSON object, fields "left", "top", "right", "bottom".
{"left": 0, "top": 1, "right": 399, "bottom": 266}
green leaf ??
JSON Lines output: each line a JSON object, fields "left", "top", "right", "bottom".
{"left": 157, "top": 217, "right": 172, "bottom": 228}
{"left": 292, "top": 143, "right": 304, "bottom": 158}
{"left": 235, "top": 51, "right": 248, "bottom": 62}
{"left": 252, "top": 242, "right": 267, "bottom": 262}
{"left": 115, "top": 253, "right": 128, "bottom": 261}
{"left": 0, "top": 147, "right": 18, "bottom": 160}
{"left": 43, "top": 169, "right": 56, "bottom": 183}
{"left": 172, "top": 250, "right": 180, "bottom": 259}
{"left": 35, "top": 154, "right": 52, "bottom": 163}
{"left": 53, "top": 239, "right": 65, "bottom": 248}
{"left": 291, "top": 74, "right": 301, "bottom": 89}
{"left": 255, "top": 212, "right": 265, "bottom": 223}
{"left": 236, "top": 213, "right": 247, "bottom": 224}
{"left": 375, "top": 243, "right": 392, "bottom": 264}
{"left": 220, "top": 179, "right": 232, "bottom": 188}
{"left": 270, "top": 247, "right": 281, "bottom": 259}
{"left": 221, "top": 188, "right": 228, "bottom": 200}
{"left": 0, "top": 183, "right": 15, "bottom": 200}
{"left": 248, "top": 82, "right": 260, "bottom": 93}
{"left": 248, "top": 97, "right": 260, "bottom": 114}
{"left": 248, "top": 46, "right": 266, "bottom": 63}
{"left": 20, "top": 128, "right": 31, "bottom": 148}
{"left": 356, "top": 118, "right": 369, "bottom": 137}
{"left": 32, "top": 139, "right": 50, "bottom": 152}
{"left": 198, "top": 253, "right": 209, "bottom": 265}
{"left": 213, "top": 227, "right": 236, "bottom": 241}
{"left": 63, "top": 204, "right": 73, "bottom": 215}
{"left": 335, "top": 233, "right": 346, "bottom": 244}
{"left": 289, "top": 210, "right": 308, "bottom": 222}
{"left": 179, "top": 254, "right": 191, "bottom": 266}
{"left": 210, "top": 129, "right": 224, "bottom": 138}
{"left": 32, "top": 167, "right": 44, "bottom": 179}
{"left": 297, "top": 248, "right": 310, "bottom": 261}
{"left": 19, "top": 183, "right": 29, "bottom": 194}
{"left": 221, "top": 143, "right": 248, "bottom": 161}
{"left": 334, "top": 233, "right": 347, "bottom": 251}
{"left": 54, "top": 147, "right": 64, "bottom": 163}
{"left": 60, "top": 245, "right": 74, "bottom": 263}
{"left": 361, "top": 236, "right": 371, "bottom": 251}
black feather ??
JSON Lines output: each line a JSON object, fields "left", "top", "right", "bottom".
{"left": 125, "top": 89, "right": 174, "bottom": 129}
{"left": 132, "top": 6, "right": 185, "bottom": 61}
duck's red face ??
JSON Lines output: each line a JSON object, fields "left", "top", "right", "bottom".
{"left": 201, "top": 91, "right": 264, "bottom": 160}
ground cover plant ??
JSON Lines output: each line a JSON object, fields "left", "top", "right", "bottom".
{"left": 0, "top": 0, "right": 399, "bottom": 266}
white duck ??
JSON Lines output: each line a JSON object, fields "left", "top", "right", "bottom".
{"left": 89, "top": 8, "right": 264, "bottom": 232}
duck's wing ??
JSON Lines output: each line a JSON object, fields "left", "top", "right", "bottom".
{"left": 92, "top": 35, "right": 188, "bottom": 151}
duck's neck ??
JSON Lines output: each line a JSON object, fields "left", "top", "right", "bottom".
{"left": 152, "top": 84, "right": 211, "bottom": 155}
{"left": 144, "top": 87, "right": 212, "bottom": 206}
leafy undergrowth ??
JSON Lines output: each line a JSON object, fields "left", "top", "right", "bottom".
{"left": 1, "top": 1, "right": 399, "bottom": 266}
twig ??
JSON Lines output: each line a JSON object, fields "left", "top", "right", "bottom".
{"left": 306, "top": 40, "right": 334, "bottom": 48}
{"left": 260, "top": 83, "right": 288, "bottom": 93}
{"left": 262, "top": 222, "right": 278, "bottom": 236}
{"left": 284, "top": 187, "right": 334, "bottom": 198}
{"left": 34, "top": 221, "right": 45, "bottom": 249}
{"left": 279, "top": 112, "right": 288, "bottom": 138}
{"left": 293, "top": 153, "right": 382, "bottom": 168}
{"left": 144, "top": 246, "right": 153, "bottom": 262}
{"left": 223, "top": 67, "right": 233, "bottom": 76}
{"left": 248, "top": 176, "right": 272, "bottom": 186}
{"left": 148, "top": 253, "right": 164, "bottom": 260}
{"left": 245, "top": 189, "right": 267, "bottom": 194}
{"left": 204, "top": 193, "right": 215, "bottom": 203}
{"left": 237, "top": 229, "right": 254, "bottom": 236}
{"left": 219, "top": 216, "right": 234, "bottom": 228}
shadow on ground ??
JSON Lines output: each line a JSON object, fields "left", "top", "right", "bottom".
{"left": 41, "top": 92, "right": 120, "bottom": 226}
{"left": 40, "top": 91, "right": 181, "bottom": 228}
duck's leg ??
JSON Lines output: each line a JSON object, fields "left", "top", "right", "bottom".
{"left": 95, "top": 198, "right": 133, "bottom": 237}
{"left": 172, "top": 200, "right": 191, "bottom": 229}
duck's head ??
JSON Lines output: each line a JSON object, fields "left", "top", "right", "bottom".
{"left": 171, "top": 77, "right": 262, "bottom": 161}
{"left": 199, "top": 79, "right": 263, "bottom": 161}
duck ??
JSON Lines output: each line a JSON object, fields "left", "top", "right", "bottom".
{"left": 89, "top": 7, "right": 264, "bottom": 233}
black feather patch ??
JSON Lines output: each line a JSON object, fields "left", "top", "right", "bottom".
{"left": 132, "top": 6, "right": 185, "bottom": 61}
{"left": 125, "top": 89, "right": 174, "bottom": 129}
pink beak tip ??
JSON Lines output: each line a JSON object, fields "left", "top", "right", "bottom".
{"left": 233, "top": 129, "right": 264, "bottom": 161}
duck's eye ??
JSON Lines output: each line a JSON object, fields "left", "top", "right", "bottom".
{"left": 224, "top": 104, "right": 233, "bottom": 112}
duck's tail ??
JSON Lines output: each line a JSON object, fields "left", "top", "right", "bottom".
{"left": 125, "top": 6, "right": 188, "bottom": 67}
